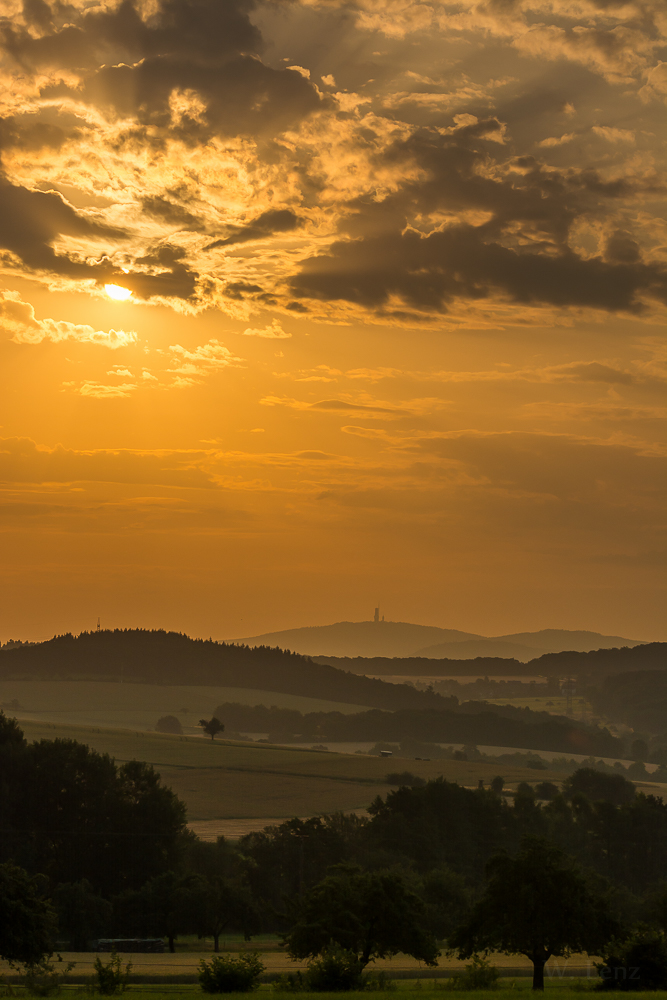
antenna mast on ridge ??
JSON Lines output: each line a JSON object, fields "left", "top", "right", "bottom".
{"left": 96, "top": 617, "right": 101, "bottom": 632}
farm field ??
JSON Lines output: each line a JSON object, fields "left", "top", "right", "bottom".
{"left": 14, "top": 718, "right": 581, "bottom": 821}
{"left": 0, "top": 946, "right": 605, "bottom": 982}
{"left": 0, "top": 680, "right": 368, "bottom": 733}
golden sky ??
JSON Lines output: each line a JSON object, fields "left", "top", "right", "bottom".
{"left": 0, "top": 0, "right": 665, "bottom": 643}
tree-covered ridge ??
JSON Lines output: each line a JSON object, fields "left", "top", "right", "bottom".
{"left": 214, "top": 702, "right": 621, "bottom": 756}
{"left": 314, "top": 642, "right": 667, "bottom": 677}
{"left": 589, "top": 670, "right": 667, "bottom": 735}
{"left": 0, "top": 628, "right": 449, "bottom": 711}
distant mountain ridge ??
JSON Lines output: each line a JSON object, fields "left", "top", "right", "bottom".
{"left": 233, "top": 621, "right": 646, "bottom": 661}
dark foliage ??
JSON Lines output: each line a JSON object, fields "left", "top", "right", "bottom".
{"left": 563, "top": 768, "right": 636, "bottom": 806}
{"left": 597, "top": 931, "right": 667, "bottom": 990}
{"left": 386, "top": 772, "right": 426, "bottom": 787}
{"left": 215, "top": 701, "right": 621, "bottom": 756}
{"left": 198, "top": 952, "right": 264, "bottom": 993}
{"left": 284, "top": 863, "right": 439, "bottom": 968}
{"left": 452, "top": 837, "right": 620, "bottom": 990}
{"left": 314, "top": 643, "right": 666, "bottom": 678}
{"left": 0, "top": 862, "right": 56, "bottom": 964}
{"left": 589, "top": 671, "right": 667, "bottom": 735}
{"left": 155, "top": 715, "right": 183, "bottom": 735}
{"left": 52, "top": 879, "right": 112, "bottom": 950}
{"left": 0, "top": 721, "right": 187, "bottom": 896}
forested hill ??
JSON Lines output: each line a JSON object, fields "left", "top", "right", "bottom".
{"left": 0, "top": 629, "right": 450, "bottom": 711}
{"left": 314, "top": 642, "right": 667, "bottom": 677}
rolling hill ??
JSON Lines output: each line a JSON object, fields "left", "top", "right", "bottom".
{"left": 0, "top": 629, "right": 449, "bottom": 711}
{"left": 234, "top": 620, "right": 645, "bottom": 660}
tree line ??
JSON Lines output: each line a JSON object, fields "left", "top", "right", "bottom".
{"left": 2, "top": 712, "right": 667, "bottom": 991}
{"left": 213, "top": 701, "right": 621, "bottom": 756}
{"left": 313, "top": 642, "right": 666, "bottom": 678}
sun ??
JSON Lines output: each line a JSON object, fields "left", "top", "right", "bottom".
{"left": 105, "top": 284, "right": 132, "bottom": 301}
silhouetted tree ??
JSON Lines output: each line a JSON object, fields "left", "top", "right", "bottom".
{"left": 199, "top": 718, "right": 224, "bottom": 741}
{"left": 564, "top": 768, "right": 636, "bottom": 806}
{"left": 0, "top": 862, "right": 56, "bottom": 964}
{"left": 451, "top": 837, "right": 620, "bottom": 990}
{"left": 0, "top": 725, "right": 187, "bottom": 895}
{"left": 52, "top": 879, "right": 112, "bottom": 951}
{"left": 156, "top": 715, "right": 183, "bottom": 735}
{"left": 285, "top": 864, "right": 439, "bottom": 969}
{"left": 114, "top": 871, "right": 199, "bottom": 953}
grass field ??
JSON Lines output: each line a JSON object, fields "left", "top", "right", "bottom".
{"left": 0, "top": 945, "right": 608, "bottom": 981}
{"left": 15, "top": 718, "right": 578, "bottom": 821}
{"left": 0, "top": 680, "right": 369, "bottom": 733}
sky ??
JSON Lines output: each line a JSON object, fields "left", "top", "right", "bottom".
{"left": 0, "top": 0, "right": 665, "bottom": 645}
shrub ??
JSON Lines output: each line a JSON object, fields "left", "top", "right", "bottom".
{"left": 155, "top": 715, "right": 183, "bottom": 735}
{"left": 198, "top": 952, "right": 264, "bottom": 993}
{"left": 90, "top": 952, "right": 131, "bottom": 995}
{"left": 386, "top": 772, "right": 426, "bottom": 787}
{"left": 19, "top": 956, "right": 76, "bottom": 996}
{"left": 446, "top": 955, "right": 499, "bottom": 990}
{"left": 303, "top": 947, "right": 364, "bottom": 991}
{"left": 597, "top": 931, "right": 667, "bottom": 990}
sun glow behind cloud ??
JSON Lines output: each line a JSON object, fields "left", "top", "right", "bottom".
{"left": 105, "top": 285, "right": 132, "bottom": 302}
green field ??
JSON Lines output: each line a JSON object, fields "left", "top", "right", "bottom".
{"left": 0, "top": 680, "right": 369, "bottom": 734}
{"left": 16, "top": 718, "right": 577, "bottom": 821}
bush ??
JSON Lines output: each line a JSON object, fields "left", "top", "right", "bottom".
{"left": 303, "top": 947, "right": 364, "bottom": 991}
{"left": 597, "top": 931, "right": 667, "bottom": 990}
{"left": 445, "top": 955, "right": 499, "bottom": 990}
{"left": 198, "top": 952, "right": 264, "bottom": 993}
{"left": 90, "top": 953, "right": 132, "bottom": 995}
{"left": 155, "top": 715, "right": 183, "bottom": 735}
{"left": 386, "top": 772, "right": 426, "bottom": 787}
{"left": 19, "top": 956, "right": 76, "bottom": 996}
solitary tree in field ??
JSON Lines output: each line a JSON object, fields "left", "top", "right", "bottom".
{"left": 451, "top": 837, "right": 619, "bottom": 990}
{"left": 285, "top": 864, "right": 439, "bottom": 970}
{"left": 199, "top": 718, "right": 224, "bottom": 741}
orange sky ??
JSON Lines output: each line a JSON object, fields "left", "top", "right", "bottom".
{"left": 0, "top": 0, "right": 665, "bottom": 643}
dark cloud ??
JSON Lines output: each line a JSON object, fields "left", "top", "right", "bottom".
{"left": 0, "top": 177, "right": 124, "bottom": 278}
{"left": 290, "top": 122, "right": 667, "bottom": 314}
{"left": 0, "top": 115, "right": 68, "bottom": 152}
{"left": 141, "top": 195, "right": 204, "bottom": 231}
{"left": 3, "top": 0, "right": 323, "bottom": 138}
{"left": 123, "top": 244, "right": 198, "bottom": 300}
{"left": 206, "top": 209, "right": 301, "bottom": 249}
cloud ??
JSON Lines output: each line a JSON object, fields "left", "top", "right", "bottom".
{"left": 592, "top": 126, "right": 635, "bottom": 144}
{"left": 0, "top": 290, "right": 137, "bottom": 348}
{"left": 0, "top": 437, "right": 216, "bottom": 487}
{"left": 0, "top": 177, "right": 125, "bottom": 280}
{"left": 538, "top": 133, "right": 577, "bottom": 147}
{"left": 206, "top": 210, "right": 301, "bottom": 249}
{"left": 71, "top": 381, "right": 138, "bottom": 398}
{"left": 242, "top": 320, "right": 292, "bottom": 339}
{"left": 289, "top": 122, "right": 667, "bottom": 317}
{"left": 169, "top": 339, "right": 243, "bottom": 370}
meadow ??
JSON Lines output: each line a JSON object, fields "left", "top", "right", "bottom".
{"left": 0, "top": 680, "right": 368, "bottom": 733}
{"left": 16, "top": 718, "right": 571, "bottom": 822}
